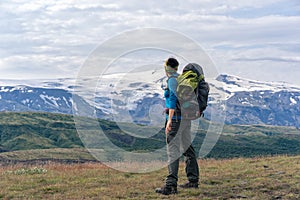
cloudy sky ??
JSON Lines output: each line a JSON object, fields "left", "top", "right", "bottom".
{"left": 0, "top": 0, "right": 299, "bottom": 85}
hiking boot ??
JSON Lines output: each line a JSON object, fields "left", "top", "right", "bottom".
{"left": 155, "top": 185, "right": 177, "bottom": 195}
{"left": 179, "top": 182, "right": 199, "bottom": 189}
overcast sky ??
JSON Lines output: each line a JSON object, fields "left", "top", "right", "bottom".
{"left": 0, "top": 0, "right": 299, "bottom": 85}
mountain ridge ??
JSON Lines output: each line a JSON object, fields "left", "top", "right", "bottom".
{"left": 0, "top": 73, "right": 299, "bottom": 127}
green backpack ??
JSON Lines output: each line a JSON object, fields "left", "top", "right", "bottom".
{"left": 176, "top": 63, "right": 209, "bottom": 120}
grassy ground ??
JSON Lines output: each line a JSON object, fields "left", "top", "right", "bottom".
{"left": 0, "top": 155, "right": 299, "bottom": 200}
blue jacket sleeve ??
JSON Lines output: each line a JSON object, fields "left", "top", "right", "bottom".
{"left": 168, "top": 77, "right": 178, "bottom": 109}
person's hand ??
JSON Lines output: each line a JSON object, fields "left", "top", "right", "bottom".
{"left": 165, "top": 120, "right": 172, "bottom": 135}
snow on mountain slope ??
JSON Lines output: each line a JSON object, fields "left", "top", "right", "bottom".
{"left": 0, "top": 73, "right": 299, "bottom": 127}
{"left": 216, "top": 74, "right": 300, "bottom": 93}
{"left": 212, "top": 75, "right": 300, "bottom": 128}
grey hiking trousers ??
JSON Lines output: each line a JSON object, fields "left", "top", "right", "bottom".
{"left": 165, "top": 119, "right": 199, "bottom": 187}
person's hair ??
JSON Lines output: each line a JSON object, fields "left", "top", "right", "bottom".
{"left": 166, "top": 58, "right": 179, "bottom": 69}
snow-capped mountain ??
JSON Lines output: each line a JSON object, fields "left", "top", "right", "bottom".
{"left": 213, "top": 74, "right": 300, "bottom": 127}
{"left": 0, "top": 85, "right": 95, "bottom": 116}
{"left": 215, "top": 74, "right": 300, "bottom": 94}
{"left": 0, "top": 73, "right": 299, "bottom": 128}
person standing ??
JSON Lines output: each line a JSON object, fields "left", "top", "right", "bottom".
{"left": 155, "top": 58, "right": 200, "bottom": 195}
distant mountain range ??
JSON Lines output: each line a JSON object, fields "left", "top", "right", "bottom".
{"left": 0, "top": 73, "right": 299, "bottom": 128}
{"left": 214, "top": 74, "right": 300, "bottom": 128}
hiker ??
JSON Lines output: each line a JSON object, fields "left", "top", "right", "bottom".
{"left": 155, "top": 58, "right": 199, "bottom": 195}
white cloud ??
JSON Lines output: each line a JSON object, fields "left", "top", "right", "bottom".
{"left": 0, "top": 0, "right": 299, "bottom": 85}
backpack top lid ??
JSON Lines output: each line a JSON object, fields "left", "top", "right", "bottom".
{"left": 182, "top": 63, "right": 204, "bottom": 77}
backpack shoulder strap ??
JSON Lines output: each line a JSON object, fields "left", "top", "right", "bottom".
{"left": 167, "top": 73, "right": 179, "bottom": 87}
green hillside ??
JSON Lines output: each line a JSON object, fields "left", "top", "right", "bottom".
{"left": 0, "top": 112, "right": 83, "bottom": 151}
{"left": 0, "top": 112, "right": 300, "bottom": 163}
